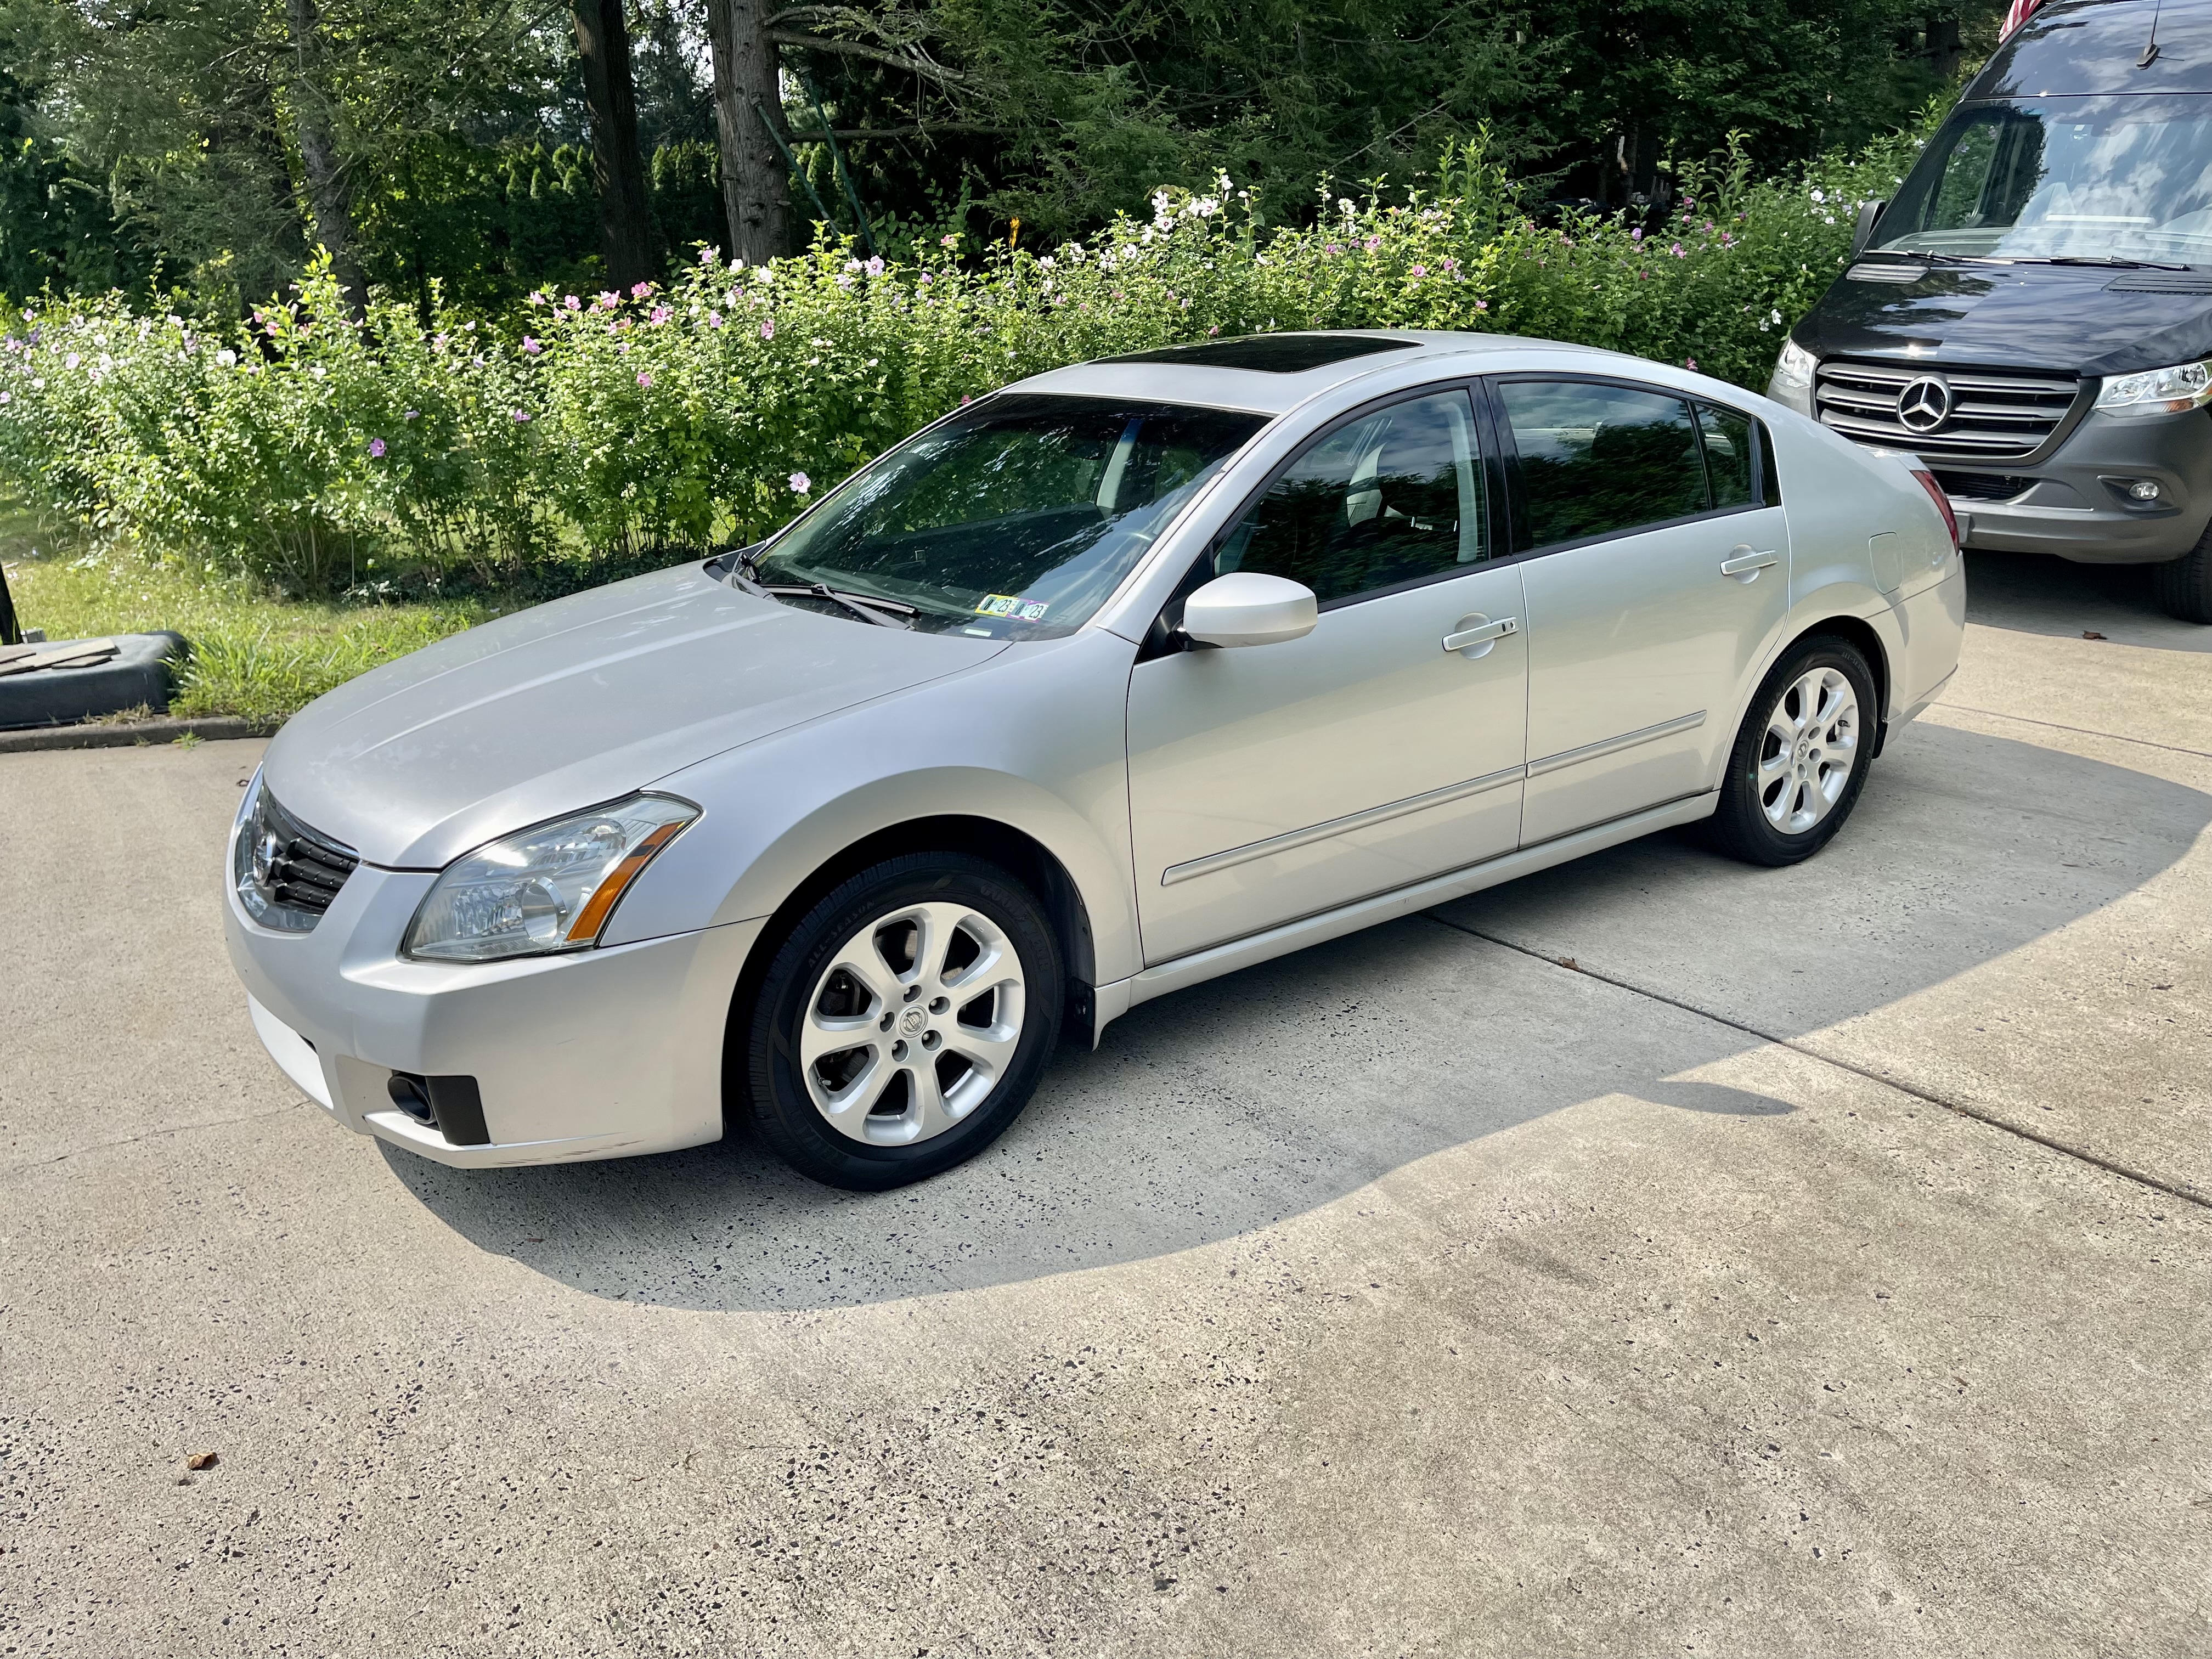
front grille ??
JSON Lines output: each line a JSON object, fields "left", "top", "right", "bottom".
{"left": 1815, "top": 359, "right": 2081, "bottom": 462}
{"left": 1932, "top": 469, "right": 2032, "bottom": 503}
{"left": 238, "top": 787, "right": 358, "bottom": 930}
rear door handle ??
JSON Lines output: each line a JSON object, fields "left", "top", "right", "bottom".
{"left": 1443, "top": 616, "right": 1519, "bottom": 653}
{"left": 1720, "top": 548, "right": 1779, "bottom": 580}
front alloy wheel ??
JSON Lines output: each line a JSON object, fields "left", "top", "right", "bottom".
{"left": 737, "top": 853, "right": 1063, "bottom": 1188}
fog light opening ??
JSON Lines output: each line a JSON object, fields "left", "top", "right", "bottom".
{"left": 2128, "top": 478, "right": 2163, "bottom": 502}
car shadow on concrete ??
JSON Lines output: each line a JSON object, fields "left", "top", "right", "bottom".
{"left": 1963, "top": 548, "right": 2212, "bottom": 653}
{"left": 383, "top": 720, "right": 2210, "bottom": 1312}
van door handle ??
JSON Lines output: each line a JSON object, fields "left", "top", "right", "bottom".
{"left": 1443, "top": 616, "right": 1519, "bottom": 653}
{"left": 1720, "top": 548, "right": 1779, "bottom": 581}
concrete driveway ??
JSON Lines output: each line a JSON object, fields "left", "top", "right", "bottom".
{"left": 4, "top": 551, "right": 2208, "bottom": 1657}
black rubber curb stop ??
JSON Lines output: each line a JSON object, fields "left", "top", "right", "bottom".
{"left": 0, "top": 715, "right": 278, "bottom": 754}
{"left": 0, "top": 631, "right": 187, "bottom": 728}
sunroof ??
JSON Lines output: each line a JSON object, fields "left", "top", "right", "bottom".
{"left": 1104, "top": 334, "right": 1420, "bottom": 373}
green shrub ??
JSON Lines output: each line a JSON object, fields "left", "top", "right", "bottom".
{"left": 0, "top": 128, "right": 1924, "bottom": 589}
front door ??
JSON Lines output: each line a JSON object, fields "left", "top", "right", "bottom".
{"left": 1492, "top": 379, "right": 1792, "bottom": 845}
{"left": 1127, "top": 387, "right": 1529, "bottom": 965}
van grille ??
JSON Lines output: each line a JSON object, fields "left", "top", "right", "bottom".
{"left": 1814, "top": 359, "right": 2081, "bottom": 462}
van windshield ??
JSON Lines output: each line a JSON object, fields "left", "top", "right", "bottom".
{"left": 1872, "top": 95, "right": 2212, "bottom": 264}
{"left": 749, "top": 394, "right": 1267, "bottom": 640}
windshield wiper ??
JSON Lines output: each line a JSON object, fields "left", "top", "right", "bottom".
{"left": 2032, "top": 255, "right": 2193, "bottom": 270}
{"left": 760, "top": 582, "right": 917, "bottom": 629}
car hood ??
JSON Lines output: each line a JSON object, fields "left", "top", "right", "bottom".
{"left": 1795, "top": 261, "right": 2212, "bottom": 377}
{"left": 261, "top": 562, "right": 1007, "bottom": 868}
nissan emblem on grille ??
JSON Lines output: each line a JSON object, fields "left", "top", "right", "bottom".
{"left": 236, "top": 786, "right": 360, "bottom": 932}
{"left": 1897, "top": 375, "right": 1953, "bottom": 433}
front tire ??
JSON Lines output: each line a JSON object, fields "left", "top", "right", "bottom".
{"left": 2152, "top": 525, "right": 2212, "bottom": 624}
{"left": 1702, "top": 635, "right": 1877, "bottom": 867}
{"left": 735, "top": 853, "right": 1063, "bottom": 1189}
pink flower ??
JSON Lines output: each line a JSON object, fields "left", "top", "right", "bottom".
{"left": 1474, "top": 299, "right": 1489, "bottom": 312}
{"left": 512, "top": 410, "right": 531, "bottom": 421}
{"left": 1440, "top": 257, "right": 1458, "bottom": 271}
{"left": 404, "top": 409, "right": 419, "bottom": 420}
{"left": 789, "top": 471, "right": 810, "bottom": 493}
{"left": 597, "top": 291, "right": 619, "bottom": 309}
{"left": 1207, "top": 324, "right": 1220, "bottom": 335}
{"left": 708, "top": 311, "right": 723, "bottom": 328}
{"left": 630, "top": 281, "right": 651, "bottom": 299}
{"left": 522, "top": 336, "right": 541, "bottom": 354}
{"left": 636, "top": 371, "right": 652, "bottom": 387}
{"left": 1685, "top": 358, "right": 1699, "bottom": 370}
{"left": 1631, "top": 228, "right": 1643, "bottom": 241}
{"left": 1324, "top": 242, "right": 1342, "bottom": 255}
{"left": 1409, "top": 264, "right": 1427, "bottom": 278}
{"left": 529, "top": 291, "right": 545, "bottom": 306}
{"left": 961, "top": 394, "right": 972, "bottom": 404}
{"left": 650, "top": 306, "right": 670, "bottom": 324}
{"left": 368, "top": 437, "right": 385, "bottom": 458}
{"left": 940, "top": 233, "right": 960, "bottom": 247}
{"left": 1671, "top": 243, "right": 1685, "bottom": 257}
{"left": 865, "top": 256, "right": 885, "bottom": 278}
{"left": 1363, "top": 235, "right": 1380, "bottom": 251}
{"left": 760, "top": 319, "right": 774, "bottom": 340}
{"left": 699, "top": 246, "right": 719, "bottom": 265}
{"left": 565, "top": 295, "right": 581, "bottom": 311}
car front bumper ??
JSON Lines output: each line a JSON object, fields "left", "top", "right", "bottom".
{"left": 225, "top": 845, "right": 763, "bottom": 1167}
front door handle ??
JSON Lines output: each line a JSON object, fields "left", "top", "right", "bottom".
{"left": 1443, "top": 616, "right": 1519, "bottom": 654}
{"left": 1720, "top": 547, "right": 1779, "bottom": 582}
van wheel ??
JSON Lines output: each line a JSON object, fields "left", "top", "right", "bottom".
{"left": 2152, "top": 528, "right": 2212, "bottom": 624}
{"left": 735, "top": 853, "right": 1063, "bottom": 1189}
{"left": 1701, "top": 636, "right": 1877, "bottom": 867}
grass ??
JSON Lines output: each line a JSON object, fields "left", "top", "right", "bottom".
{"left": 4, "top": 529, "right": 505, "bottom": 724}
{"left": 2, "top": 507, "right": 711, "bottom": 723}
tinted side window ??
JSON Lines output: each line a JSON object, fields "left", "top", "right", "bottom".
{"left": 1697, "top": 404, "right": 1756, "bottom": 509}
{"left": 1498, "top": 381, "right": 1708, "bottom": 548}
{"left": 1214, "top": 389, "right": 1486, "bottom": 605}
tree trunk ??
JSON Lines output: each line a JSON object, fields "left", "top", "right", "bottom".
{"left": 706, "top": 0, "right": 789, "bottom": 264}
{"left": 572, "top": 0, "right": 655, "bottom": 288}
{"left": 281, "top": 0, "right": 368, "bottom": 319}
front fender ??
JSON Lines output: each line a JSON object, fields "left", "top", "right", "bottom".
{"left": 599, "top": 630, "right": 1143, "bottom": 986}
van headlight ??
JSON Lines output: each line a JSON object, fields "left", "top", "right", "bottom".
{"left": 1771, "top": 338, "right": 1817, "bottom": 391}
{"left": 2096, "top": 359, "right": 2212, "bottom": 417}
{"left": 403, "top": 794, "right": 698, "bottom": 963}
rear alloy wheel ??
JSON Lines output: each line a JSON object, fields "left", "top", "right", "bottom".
{"left": 2152, "top": 525, "right": 2212, "bottom": 624}
{"left": 736, "top": 853, "right": 1062, "bottom": 1189}
{"left": 1702, "top": 636, "right": 1877, "bottom": 867}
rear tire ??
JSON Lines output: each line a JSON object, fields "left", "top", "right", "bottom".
{"left": 735, "top": 852, "right": 1063, "bottom": 1190}
{"left": 2152, "top": 526, "right": 2212, "bottom": 624}
{"left": 1701, "top": 635, "right": 1877, "bottom": 868}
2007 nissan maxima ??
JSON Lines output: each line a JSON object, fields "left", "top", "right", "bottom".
{"left": 227, "top": 330, "right": 1966, "bottom": 1188}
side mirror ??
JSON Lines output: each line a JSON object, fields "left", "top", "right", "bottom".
{"left": 1181, "top": 572, "right": 1318, "bottom": 648}
{"left": 1851, "top": 199, "right": 1886, "bottom": 259}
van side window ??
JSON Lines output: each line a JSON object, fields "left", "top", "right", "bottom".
{"left": 1498, "top": 380, "right": 1707, "bottom": 548}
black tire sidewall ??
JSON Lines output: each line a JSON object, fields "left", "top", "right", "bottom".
{"left": 1713, "top": 637, "right": 1878, "bottom": 866}
{"left": 738, "top": 854, "right": 1064, "bottom": 1189}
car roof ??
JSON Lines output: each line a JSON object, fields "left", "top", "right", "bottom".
{"left": 1005, "top": 330, "right": 1629, "bottom": 415}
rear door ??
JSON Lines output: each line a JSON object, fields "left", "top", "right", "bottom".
{"left": 1490, "top": 378, "right": 1790, "bottom": 845}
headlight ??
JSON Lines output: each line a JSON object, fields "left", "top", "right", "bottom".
{"left": 404, "top": 794, "right": 698, "bottom": 963}
{"left": 1772, "top": 338, "right": 1817, "bottom": 391}
{"left": 2096, "top": 358, "right": 2212, "bottom": 417}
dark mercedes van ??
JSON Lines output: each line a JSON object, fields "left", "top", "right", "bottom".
{"left": 1769, "top": 0, "right": 2212, "bottom": 621}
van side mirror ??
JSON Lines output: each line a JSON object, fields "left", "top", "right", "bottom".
{"left": 1181, "top": 572, "right": 1318, "bottom": 648}
{"left": 1852, "top": 199, "right": 1886, "bottom": 259}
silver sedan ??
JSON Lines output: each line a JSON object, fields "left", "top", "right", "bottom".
{"left": 226, "top": 330, "right": 1966, "bottom": 1187}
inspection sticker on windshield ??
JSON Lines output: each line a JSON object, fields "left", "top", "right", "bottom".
{"left": 977, "top": 594, "right": 1049, "bottom": 620}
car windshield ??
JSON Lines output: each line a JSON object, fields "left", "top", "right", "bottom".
{"left": 1872, "top": 94, "right": 2212, "bottom": 263}
{"left": 751, "top": 394, "right": 1269, "bottom": 639}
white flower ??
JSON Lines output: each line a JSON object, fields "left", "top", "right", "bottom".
{"left": 216, "top": 349, "right": 237, "bottom": 367}
{"left": 789, "top": 471, "right": 811, "bottom": 493}
{"left": 1810, "top": 188, "right": 1826, "bottom": 204}
{"left": 311, "top": 364, "right": 326, "bottom": 379}
{"left": 64, "top": 352, "right": 80, "bottom": 369}
{"left": 753, "top": 266, "right": 775, "bottom": 285}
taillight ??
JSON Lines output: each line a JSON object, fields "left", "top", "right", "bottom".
{"left": 1910, "top": 466, "right": 1959, "bottom": 548}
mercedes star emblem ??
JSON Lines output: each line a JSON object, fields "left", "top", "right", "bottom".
{"left": 1897, "top": 374, "right": 1953, "bottom": 435}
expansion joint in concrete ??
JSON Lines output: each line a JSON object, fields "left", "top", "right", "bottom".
{"left": 1427, "top": 913, "right": 2212, "bottom": 1214}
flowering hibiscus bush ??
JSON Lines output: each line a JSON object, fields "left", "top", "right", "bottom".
{"left": 0, "top": 127, "right": 1923, "bottom": 591}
